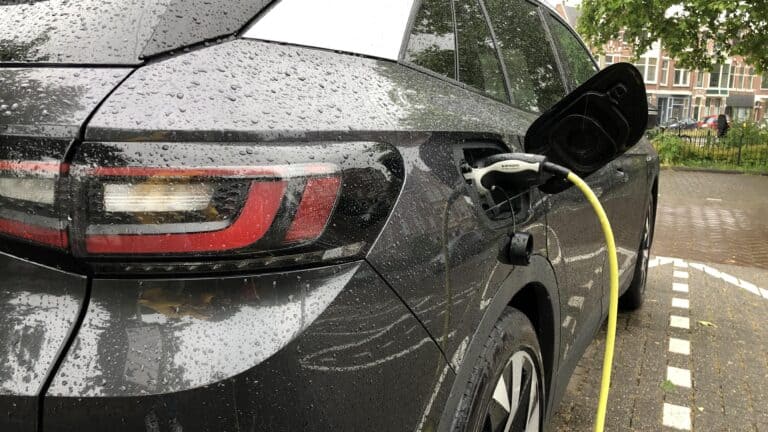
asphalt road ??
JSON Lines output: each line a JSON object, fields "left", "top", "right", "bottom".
{"left": 552, "top": 170, "right": 768, "bottom": 432}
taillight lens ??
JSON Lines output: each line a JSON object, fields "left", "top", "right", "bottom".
{"left": 76, "top": 164, "right": 339, "bottom": 255}
{"left": 0, "top": 160, "right": 68, "bottom": 248}
{"left": 64, "top": 141, "right": 403, "bottom": 275}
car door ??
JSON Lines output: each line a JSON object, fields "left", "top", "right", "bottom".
{"left": 533, "top": 10, "right": 611, "bottom": 370}
{"left": 545, "top": 12, "right": 650, "bottom": 290}
{"left": 367, "top": 0, "right": 553, "bottom": 366}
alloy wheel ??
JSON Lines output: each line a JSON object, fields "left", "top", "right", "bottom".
{"left": 637, "top": 201, "right": 654, "bottom": 294}
{"left": 483, "top": 350, "right": 541, "bottom": 432}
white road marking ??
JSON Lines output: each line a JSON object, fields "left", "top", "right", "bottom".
{"left": 669, "top": 338, "right": 691, "bottom": 355}
{"left": 736, "top": 279, "right": 760, "bottom": 296}
{"left": 721, "top": 272, "right": 739, "bottom": 286}
{"left": 667, "top": 366, "right": 692, "bottom": 388}
{"left": 670, "top": 315, "right": 690, "bottom": 329}
{"left": 659, "top": 257, "right": 675, "bottom": 266}
{"left": 672, "top": 298, "right": 690, "bottom": 309}
{"left": 673, "top": 270, "right": 689, "bottom": 279}
{"left": 705, "top": 197, "right": 722, "bottom": 202}
{"left": 672, "top": 282, "right": 689, "bottom": 293}
{"left": 704, "top": 266, "right": 721, "bottom": 278}
{"left": 673, "top": 260, "right": 688, "bottom": 268}
{"left": 663, "top": 403, "right": 692, "bottom": 430}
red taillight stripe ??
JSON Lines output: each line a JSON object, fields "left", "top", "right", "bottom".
{"left": 0, "top": 218, "right": 68, "bottom": 249}
{"left": 0, "top": 160, "right": 68, "bottom": 175}
{"left": 284, "top": 176, "right": 341, "bottom": 243}
{"left": 85, "top": 181, "right": 287, "bottom": 254}
{"left": 81, "top": 163, "right": 337, "bottom": 178}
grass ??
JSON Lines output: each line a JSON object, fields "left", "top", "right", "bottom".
{"left": 651, "top": 125, "right": 768, "bottom": 174}
{"left": 660, "top": 380, "right": 675, "bottom": 392}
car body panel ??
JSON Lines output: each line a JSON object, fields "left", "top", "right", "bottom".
{"left": 0, "top": 67, "right": 130, "bottom": 140}
{"left": 43, "top": 261, "right": 451, "bottom": 431}
{"left": 84, "top": 39, "right": 538, "bottom": 142}
{"left": 435, "top": 254, "right": 561, "bottom": 430}
{"left": 0, "top": 67, "right": 130, "bottom": 431}
{"left": 0, "top": 252, "right": 87, "bottom": 432}
{"left": 0, "top": 0, "right": 270, "bottom": 64}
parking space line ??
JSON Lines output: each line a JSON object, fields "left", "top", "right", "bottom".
{"left": 663, "top": 403, "right": 692, "bottom": 430}
{"left": 672, "top": 298, "right": 690, "bottom": 309}
{"left": 667, "top": 366, "right": 692, "bottom": 388}
{"left": 672, "top": 282, "right": 689, "bottom": 293}
{"left": 669, "top": 338, "right": 691, "bottom": 355}
{"left": 673, "top": 270, "right": 689, "bottom": 279}
{"left": 670, "top": 315, "right": 690, "bottom": 329}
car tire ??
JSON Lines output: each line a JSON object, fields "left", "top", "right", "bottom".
{"left": 619, "top": 194, "right": 655, "bottom": 310}
{"left": 451, "top": 307, "right": 544, "bottom": 432}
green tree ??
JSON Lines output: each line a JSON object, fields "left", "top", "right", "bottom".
{"left": 577, "top": 1, "right": 768, "bottom": 72}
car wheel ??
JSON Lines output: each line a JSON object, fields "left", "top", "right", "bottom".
{"left": 619, "top": 194, "right": 655, "bottom": 310}
{"left": 451, "top": 308, "right": 544, "bottom": 432}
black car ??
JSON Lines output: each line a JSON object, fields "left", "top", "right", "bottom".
{"left": 661, "top": 118, "right": 698, "bottom": 131}
{"left": 0, "top": 0, "right": 658, "bottom": 431}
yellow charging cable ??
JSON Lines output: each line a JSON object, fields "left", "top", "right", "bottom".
{"left": 468, "top": 155, "right": 619, "bottom": 432}
{"left": 565, "top": 171, "right": 619, "bottom": 432}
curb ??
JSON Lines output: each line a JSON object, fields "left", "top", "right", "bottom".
{"left": 660, "top": 166, "right": 768, "bottom": 176}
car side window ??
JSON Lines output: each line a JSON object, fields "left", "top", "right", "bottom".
{"left": 405, "top": 0, "right": 457, "bottom": 79}
{"left": 545, "top": 13, "right": 598, "bottom": 89}
{"left": 484, "top": 0, "right": 566, "bottom": 112}
{"left": 454, "top": 0, "right": 509, "bottom": 102}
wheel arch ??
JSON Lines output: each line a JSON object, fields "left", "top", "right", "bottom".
{"left": 437, "top": 254, "right": 561, "bottom": 431}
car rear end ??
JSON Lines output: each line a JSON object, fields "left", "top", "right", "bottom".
{"left": 0, "top": 1, "right": 457, "bottom": 430}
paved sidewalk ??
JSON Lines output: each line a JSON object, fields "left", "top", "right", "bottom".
{"left": 654, "top": 170, "right": 768, "bottom": 269}
{"left": 553, "top": 258, "right": 768, "bottom": 431}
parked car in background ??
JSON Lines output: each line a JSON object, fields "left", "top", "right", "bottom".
{"left": 0, "top": 0, "right": 658, "bottom": 431}
{"left": 661, "top": 118, "right": 698, "bottom": 131}
{"left": 699, "top": 114, "right": 731, "bottom": 129}
{"left": 699, "top": 115, "right": 718, "bottom": 129}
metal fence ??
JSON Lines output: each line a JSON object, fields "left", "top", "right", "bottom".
{"left": 655, "top": 126, "right": 768, "bottom": 168}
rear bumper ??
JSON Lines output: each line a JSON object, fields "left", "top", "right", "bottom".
{"left": 38, "top": 261, "right": 449, "bottom": 431}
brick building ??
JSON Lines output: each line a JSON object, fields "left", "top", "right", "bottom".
{"left": 553, "top": 3, "right": 768, "bottom": 124}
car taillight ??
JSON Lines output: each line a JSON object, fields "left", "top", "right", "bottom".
{"left": 76, "top": 164, "right": 338, "bottom": 255}
{"left": 0, "top": 160, "right": 68, "bottom": 248}
{"left": 61, "top": 141, "right": 403, "bottom": 275}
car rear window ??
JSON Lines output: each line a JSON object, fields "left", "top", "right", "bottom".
{"left": 0, "top": 0, "right": 271, "bottom": 64}
{"left": 243, "top": 0, "right": 416, "bottom": 60}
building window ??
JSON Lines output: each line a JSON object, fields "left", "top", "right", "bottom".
{"left": 726, "top": 65, "right": 758, "bottom": 90}
{"left": 633, "top": 56, "right": 658, "bottom": 83}
{"left": 762, "top": 74, "right": 768, "bottom": 90}
{"left": 660, "top": 59, "right": 669, "bottom": 85}
{"left": 708, "top": 64, "right": 730, "bottom": 89}
{"left": 695, "top": 71, "right": 704, "bottom": 88}
{"left": 604, "top": 54, "right": 615, "bottom": 67}
{"left": 673, "top": 68, "right": 689, "bottom": 86}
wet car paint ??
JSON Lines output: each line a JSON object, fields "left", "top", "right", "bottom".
{"left": 0, "top": 0, "right": 272, "bottom": 64}
{"left": 0, "top": 67, "right": 128, "bottom": 430}
{"left": 0, "top": 253, "right": 86, "bottom": 432}
{"left": 42, "top": 262, "right": 450, "bottom": 431}
{"left": 0, "top": 32, "right": 659, "bottom": 432}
